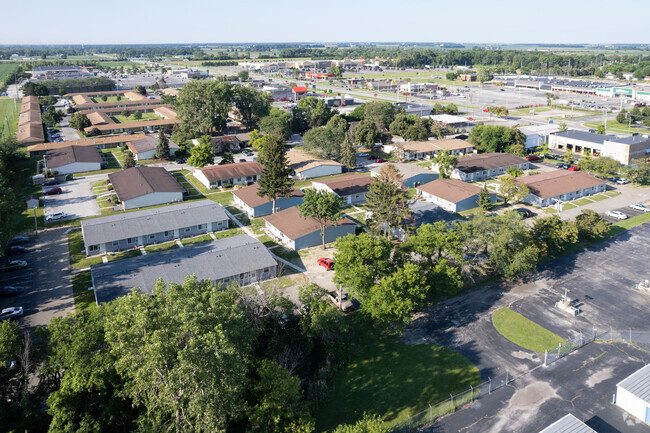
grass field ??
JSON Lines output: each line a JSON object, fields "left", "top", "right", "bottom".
{"left": 0, "top": 97, "right": 19, "bottom": 139}
{"left": 144, "top": 241, "right": 179, "bottom": 254}
{"left": 316, "top": 315, "right": 480, "bottom": 430}
{"left": 68, "top": 231, "right": 103, "bottom": 270}
{"left": 492, "top": 307, "right": 566, "bottom": 352}
{"left": 92, "top": 96, "right": 123, "bottom": 103}
{"left": 112, "top": 113, "right": 160, "bottom": 123}
{"left": 0, "top": 63, "right": 19, "bottom": 87}
{"left": 583, "top": 119, "right": 648, "bottom": 134}
{"left": 71, "top": 272, "right": 96, "bottom": 314}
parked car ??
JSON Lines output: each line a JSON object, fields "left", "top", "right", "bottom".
{"left": 43, "top": 187, "right": 63, "bottom": 195}
{"left": 605, "top": 210, "right": 628, "bottom": 220}
{"left": 238, "top": 158, "right": 246, "bottom": 163}
{"left": 9, "top": 236, "right": 29, "bottom": 245}
{"left": 554, "top": 162, "right": 566, "bottom": 168}
{"left": 242, "top": 150, "right": 252, "bottom": 157}
{"left": 54, "top": 138, "right": 63, "bottom": 143}
{"left": 43, "top": 179, "right": 59, "bottom": 186}
{"left": 375, "top": 158, "right": 387, "bottom": 163}
{"left": 610, "top": 176, "right": 620, "bottom": 182}
{"left": 525, "top": 155, "right": 540, "bottom": 161}
{"left": 568, "top": 165, "right": 581, "bottom": 171}
{"left": 326, "top": 290, "right": 354, "bottom": 312}
{"left": 45, "top": 212, "right": 66, "bottom": 222}
{"left": 367, "top": 155, "right": 377, "bottom": 160}
{"left": 514, "top": 208, "right": 533, "bottom": 218}
{"left": 0, "top": 286, "right": 23, "bottom": 297}
{"left": 4, "top": 246, "right": 26, "bottom": 256}
{"left": 629, "top": 203, "right": 650, "bottom": 212}
{"left": 317, "top": 257, "right": 334, "bottom": 271}
{"left": 616, "top": 178, "right": 630, "bottom": 185}
{"left": 0, "top": 260, "right": 27, "bottom": 272}
{"left": 358, "top": 152, "right": 369, "bottom": 157}
{"left": 0, "top": 307, "right": 23, "bottom": 321}
{"left": 176, "top": 158, "right": 186, "bottom": 164}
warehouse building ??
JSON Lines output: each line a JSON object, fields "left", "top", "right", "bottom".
{"left": 615, "top": 363, "right": 650, "bottom": 424}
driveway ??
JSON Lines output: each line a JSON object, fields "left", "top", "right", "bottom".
{"left": 0, "top": 228, "right": 74, "bottom": 329}
{"left": 43, "top": 177, "right": 102, "bottom": 222}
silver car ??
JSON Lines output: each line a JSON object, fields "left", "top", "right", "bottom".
{"left": 45, "top": 212, "right": 66, "bottom": 222}
{"left": 605, "top": 210, "right": 628, "bottom": 220}
{"left": 629, "top": 203, "right": 650, "bottom": 213}
{"left": 0, "top": 307, "right": 23, "bottom": 321}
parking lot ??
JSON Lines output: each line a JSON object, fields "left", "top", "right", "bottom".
{"left": 0, "top": 228, "right": 74, "bottom": 329}
{"left": 43, "top": 177, "right": 102, "bottom": 222}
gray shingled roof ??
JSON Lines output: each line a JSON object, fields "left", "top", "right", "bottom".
{"left": 91, "top": 235, "right": 277, "bottom": 304}
{"left": 617, "top": 363, "right": 650, "bottom": 403}
{"left": 538, "top": 414, "right": 595, "bottom": 433}
{"left": 81, "top": 200, "right": 228, "bottom": 246}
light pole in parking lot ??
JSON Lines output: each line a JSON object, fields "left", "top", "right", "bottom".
{"left": 33, "top": 204, "right": 38, "bottom": 235}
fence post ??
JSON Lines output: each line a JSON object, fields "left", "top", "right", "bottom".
{"left": 429, "top": 403, "right": 433, "bottom": 423}
{"left": 470, "top": 385, "right": 474, "bottom": 401}
{"left": 544, "top": 350, "right": 548, "bottom": 366}
{"left": 488, "top": 377, "right": 492, "bottom": 394}
{"left": 451, "top": 394, "right": 454, "bottom": 412}
{"left": 558, "top": 343, "right": 561, "bottom": 357}
{"left": 629, "top": 328, "right": 632, "bottom": 342}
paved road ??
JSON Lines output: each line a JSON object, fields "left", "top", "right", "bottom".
{"left": 0, "top": 228, "right": 74, "bottom": 329}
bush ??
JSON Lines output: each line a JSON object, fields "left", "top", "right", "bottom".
{"left": 120, "top": 145, "right": 128, "bottom": 152}
{"left": 222, "top": 184, "right": 233, "bottom": 189}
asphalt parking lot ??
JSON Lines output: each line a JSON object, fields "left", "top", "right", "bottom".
{"left": 43, "top": 178, "right": 101, "bottom": 222}
{"left": 601, "top": 203, "right": 648, "bottom": 223}
{"left": 0, "top": 228, "right": 74, "bottom": 329}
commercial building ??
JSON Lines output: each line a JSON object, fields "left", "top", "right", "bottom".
{"left": 194, "top": 161, "right": 264, "bottom": 190}
{"left": 615, "top": 363, "right": 650, "bottom": 424}
{"left": 126, "top": 135, "right": 180, "bottom": 160}
{"left": 32, "top": 66, "right": 92, "bottom": 80}
{"left": 519, "top": 124, "right": 561, "bottom": 149}
{"left": 322, "top": 96, "right": 354, "bottom": 107}
{"left": 370, "top": 163, "right": 438, "bottom": 187}
{"left": 291, "top": 87, "right": 309, "bottom": 100}
{"left": 518, "top": 170, "right": 607, "bottom": 208}
{"left": 428, "top": 114, "right": 471, "bottom": 127}
{"left": 108, "top": 166, "right": 184, "bottom": 210}
{"left": 46, "top": 145, "right": 102, "bottom": 174}
{"left": 400, "top": 82, "right": 438, "bottom": 94}
{"left": 451, "top": 153, "right": 529, "bottom": 181}
{"left": 416, "top": 178, "right": 495, "bottom": 212}
{"left": 264, "top": 206, "right": 356, "bottom": 250}
{"left": 232, "top": 184, "right": 304, "bottom": 218}
{"left": 91, "top": 235, "right": 277, "bottom": 304}
{"left": 393, "top": 102, "right": 432, "bottom": 117}
{"left": 311, "top": 173, "right": 373, "bottom": 205}
{"left": 538, "top": 414, "right": 596, "bottom": 433}
{"left": 81, "top": 200, "right": 229, "bottom": 255}
{"left": 548, "top": 130, "right": 650, "bottom": 164}
{"left": 285, "top": 150, "right": 343, "bottom": 179}
{"left": 263, "top": 85, "right": 294, "bottom": 102}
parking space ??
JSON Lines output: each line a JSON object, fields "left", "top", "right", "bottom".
{"left": 601, "top": 203, "right": 648, "bottom": 223}
{"left": 43, "top": 177, "right": 102, "bottom": 222}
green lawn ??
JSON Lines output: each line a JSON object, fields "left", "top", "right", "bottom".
{"left": 68, "top": 231, "right": 103, "bottom": 270}
{"left": 144, "top": 241, "right": 179, "bottom": 254}
{"left": 0, "top": 97, "right": 19, "bottom": 139}
{"left": 590, "top": 193, "right": 609, "bottom": 202}
{"left": 92, "top": 96, "right": 123, "bottom": 103}
{"left": 562, "top": 203, "right": 577, "bottom": 210}
{"left": 112, "top": 113, "right": 160, "bottom": 123}
{"left": 603, "top": 190, "right": 621, "bottom": 197}
{"left": 207, "top": 191, "right": 233, "bottom": 206}
{"left": 316, "top": 315, "right": 481, "bottom": 430}
{"left": 180, "top": 233, "right": 212, "bottom": 246}
{"left": 101, "top": 150, "right": 122, "bottom": 169}
{"left": 492, "top": 307, "right": 565, "bottom": 352}
{"left": 71, "top": 272, "right": 96, "bottom": 314}
{"left": 583, "top": 119, "right": 648, "bottom": 134}
{"left": 610, "top": 211, "right": 650, "bottom": 231}
{"left": 572, "top": 197, "right": 593, "bottom": 206}
{"left": 107, "top": 249, "right": 142, "bottom": 262}
{"left": 249, "top": 217, "right": 266, "bottom": 235}
{"left": 213, "top": 227, "right": 244, "bottom": 239}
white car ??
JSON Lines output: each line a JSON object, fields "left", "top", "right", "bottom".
{"left": 45, "top": 212, "right": 66, "bottom": 222}
{"left": 605, "top": 210, "right": 628, "bottom": 220}
{"left": 616, "top": 178, "right": 630, "bottom": 185}
{"left": 0, "top": 307, "right": 23, "bottom": 321}
{"left": 629, "top": 203, "right": 650, "bottom": 212}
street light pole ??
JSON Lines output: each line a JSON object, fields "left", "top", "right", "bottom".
{"left": 33, "top": 204, "right": 38, "bottom": 235}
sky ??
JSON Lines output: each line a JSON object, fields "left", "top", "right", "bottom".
{"left": 1, "top": 0, "right": 649, "bottom": 45}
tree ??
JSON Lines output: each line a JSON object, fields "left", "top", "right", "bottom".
{"left": 237, "top": 70, "right": 249, "bottom": 82}
{"left": 327, "top": 65, "right": 342, "bottom": 78}
{"left": 365, "top": 164, "right": 411, "bottom": 238}
{"left": 21, "top": 82, "right": 48, "bottom": 96}
{"left": 595, "top": 124, "right": 605, "bottom": 135}
{"left": 363, "top": 102, "right": 396, "bottom": 128}
{"left": 298, "top": 189, "right": 343, "bottom": 249}
{"left": 575, "top": 209, "right": 610, "bottom": 240}
{"left": 234, "top": 85, "right": 271, "bottom": 130}
{"left": 133, "top": 85, "right": 146, "bottom": 95}
{"left": 467, "top": 124, "right": 525, "bottom": 153}
{"left": 259, "top": 108, "right": 291, "bottom": 140}
{"left": 545, "top": 92, "right": 559, "bottom": 107}
{"left": 629, "top": 106, "right": 643, "bottom": 122}
{"left": 123, "top": 151, "right": 135, "bottom": 169}
{"left": 326, "top": 114, "right": 349, "bottom": 133}
{"left": 121, "top": 109, "right": 130, "bottom": 118}
{"left": 498, "top": 175, "right": 529, "bottom": 204}
{"left": 506, "top": 166, "right": 524, "bottom": 177}
{"left": 104, "top": 276, "right": 256, "bottom": 433}
{"left": 353, "top": 119, "right": 380, "bottom": 148}
{"left": 332, "top": 414, "right": 390, "bottom": 433}
{"left": 531, "top": 215, "right": 578, "bottom": 255}
{"left": 432, "top": 150, "right": 458, "bottom": 179}
{"left": 616, "top": 109, "right": 627, "bottom": 124}
{"left": 622, "top": 159, "right": 650, "bottom": 185}
{"left": 562, "top": 150, "right": 575, "bottom": 164}
{"left": 477, "top": 68, "right": 492, "bottom": 83}
{"left": 388, "top": 113, "right": 411, "bottom": 137}
{"left": 339, "top": 132, "right": 356, "bottom": 170}
{"left": 69, "top": 113, "right": 91, "bottom": 131}
{"left": 291, "top": 97, "right": 333, "bottom": 132}
{"left": 187, "top": 135, "right": 214, "bottom": 167}
{"left": 219, "top": 152, "right": 234, "bottom": 165}
{"left": 478, "top": 185, "right": 493, "bottom": 211}
{"left": 133, "top": 111, "right": 142, "bottom": 120}
{"left": 42, "top": 106, "right": 63, "bottom": 125}
{"left": 303, "top": 127, "right": 343, "bottom": 159}
{"left": 257, "top": 136, "right": 294, "bottom": 214}
{"left": 176, "top": 80, "right": 233, "bottom": 136}
{"left": 558, "top": 122, "right": 568, "bottom": 132}
{"left": 156, "top": 131, "right": 170, "bottom": 159}
{"left": 403, "top": 118, "right": 430, "bottom": 141}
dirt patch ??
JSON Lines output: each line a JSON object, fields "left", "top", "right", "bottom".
{"left": 586, "top": 367, "right": 613, "bottom": 388}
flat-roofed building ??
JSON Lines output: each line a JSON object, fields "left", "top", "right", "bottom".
{"left": 416, "top": 178, "right": 496, "bottom": 212}
{"left": 194, "top": 161, "right": 264, "bottom": 190}
{"left": 518, "top": 170, "right": 607, "bottom": 208}
{"left": 615, "top": 363, "right": 650, "bottom": 425}
{"left": 46, "top": 145, "right": 102, "bottom": 174}
{"left": 108, "top": 166, "right": 184, "bottom": 210}
{"left": 81, "top": 200, "right": 229, "bottom": 255}
{"left": 91, "top": 235, "right": 277, "bottom": 303}
{"left": 451, "top": 152, "right": 529, "bottom": 181}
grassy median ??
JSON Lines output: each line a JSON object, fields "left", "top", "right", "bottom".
{"left": 492, "top": 307, "right": 565, "bottom": 352}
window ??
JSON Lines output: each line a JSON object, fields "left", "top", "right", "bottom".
{"left": 217, "top": 221, "right": 222, "bottom": 225}
{"left": 112, "top": 241, "right": 119, "bottom": 247}
{"left": 164, "top": 231, "right": 171, "bottom": 237}
{"left": 197, "top": 224, "right": 204, "bottom": 230}
{"left": 89, "top": 245, "right": 99, "bottom": 252}
{"left": 355, "top": 194, "right": 360, "bottom": 198}
{"left": 127, "top": 237, "right": 136, "bottom": 244}
{"left": 149, "top": 234, "right": 155, "bottom": 240}
{"left": 184, "top": 227, "right": 191, "bottom": 233}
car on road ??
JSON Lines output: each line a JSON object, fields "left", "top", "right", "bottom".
{"left": 317, "top": 257, "right": 334, "bottom": 271}
{"left": 9, "top": 236, "right": 29, "bottom": 245}
{"left": 43, "top": 179, "right": 59, "bottom": 186}
{"left": 616, "top": 178, "right": 630, "bottom": 185}
{"left": 605, "top": 210, "right": 628, "bottom": 220}
{"left": 0, "top": 307, "right": 23, "bottom": 321}
{"left": 0, "top": 260, "right": 27, "bottom": 272}
{"left": 514, "top": 208, "right": 533, "bottom": 218}
{"left": 4, "top": 246, "right": 26, "bottom": 256}
{"left": 568, "top": 165, "right": 581, "bottom": 171}
{"left": 0, "top": 286, "right": 24, "bottom": 297}
{"left": 43, "top": 187, "right": 63, "bottom": 195}
{"left": 525, "top": 155, "right": 540, "bottom": 161}
{"left": 45, "top": 212, "right": 66, "bottom": 222}
{"left": 629, "top": 203, "right": 650, "bottom": 212}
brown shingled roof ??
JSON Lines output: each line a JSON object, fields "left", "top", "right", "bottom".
{"left": 18, "top": 109, "right": 42, "bottom": 126}
{"left": 232, "top": 183, "right": 303, "bottom": 208}
{"left": 16, "top": 122, "right": 44, "bottom": 143}
{"left": 46, "top": 145, "right": 102, "bottom": 169}
{"left": 285, "top": 150, "right": 342, "bottom": 173}
{"left": 416, "top": 178, "right": 482, "bottom": 203}
{"left": 77, "top": 103, "right": 173, "bottom": 116}
{"left": 264, "top": 206, "right": 354, "bottom": 240}
{"left": 456, "top": 152, "right": 528, "bottom": 174}
{"left": 86, "top": 111, "right": 114, "bottom": 126}
{"left": 83, "top": 118, "right": 179, "bottom": 133}
{"left": 21, "top": 100, "right": 40, "bottom": 113}
{"left": 312, "top": 173, "right": 372, "bottom": 196}
{"left": 108, "top": 167, "right": 184, "bottom": 201}
{"left": 27, "top": 133, "right": 148, "bottom": 154}
{"left": 196, "top": 161, "right": 264, "bottom": 182}
{"left": 153, "top": 106, "right": 177, "bottom": 119}
{"left": 518, "top": 171, "right": 606, "bottom": 199}
{"left": 72, "top": 99, "right": 160, "bottom": 110}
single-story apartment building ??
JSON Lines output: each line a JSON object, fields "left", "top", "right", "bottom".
{"left": 264, "top": 206, "right": 356, "bottom": 250}
{"left": 194, "top": 161, "right": 264, "bottom": 190}
{"left": 615, "top": 363, "right": 650, "bottom": 425}
{"left": 538, "top": 414, "right": 596, "bottom": 433}
{"left": 390, "top": 201, "right": 459, "bottom": 241}
{"left": 90, "top": 235, "right": 277, "bottom": 304}
{"left": 80, "top": 200, "right": 229, "bottom": 255}
{"left": 108, "top": 166, "right": 184, "bottom": 210}
{"left": 126, "top": 135, "right": 180, "bottom": 160}
{"left": 16, "top": 122, "right": 44, "bottom": 145}
{"left": 83, "top": 118, "right": 180, "bottom": 135}
{"left": 385, "top": 138, "right": 475, "bottom": 161}
{"left": 518, "top": 170, "right": 607, "bottom": 208}
{"left": 311, "top": 173, "right": 373, "bottom": 205}
{"left": 46, "top": 145, "right": 103, "bottom": 174}
{"left": 208, "top": 132, "right": 258, "bottom": 153}
{"left": 416, "top": 178, "right": 496, "bottom": 212}
{"left": 232, "top": 183, "right": 304, "bottom": 218}
{"left": 370, "top": 163, "right": 438, "bottom": 187}
{"left": 451, "top": 153, "right": 529, "bottom": 181}
{"left": 286, "top": 150, "right": 343, "bottom": 179}
{"left": 26, "top": 133, "right": 150, "bottom": 157}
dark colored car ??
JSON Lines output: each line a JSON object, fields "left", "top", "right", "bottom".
{"left": 376, "top": 158, "right": 387, "bottom": 163}
{"left": 317, "top": 258, "right": 334, "bottom": 271}
{"left": 525, "top": 155, "right": 540, "bottom": 161}
{"left": 514, "top": 208, "right": 533, "bottom": 218}
{"left": 44, "top": 187, "right": 63, "bottom": 195}
{"left": 43, "top": 180, "right": 59, "bottom": 186}
{"left": 4, "top": 246, "right": 26, "bottom": 256}
{"left": 368, "top": 155, "right": 377, "bottom": 160}
{"left": 0, "top": 260, "right": 27, "bottom": 272}
{"left": 177, "top": 158, "right": 186, "bottom": 164}
{"left": 0, "top": 286, "right": 24, "bottom": 297}
{"left": 9, "top": 236, "right": 29, "bottom": 245}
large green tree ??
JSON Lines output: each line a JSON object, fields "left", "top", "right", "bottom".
{"left": 303, "top": 126, "right": 344, "bottom": 159}
{"left": 575, "top": 209, "right": 610, "bottom": 240}
{"left": 187, "top": 135, "right": 214, "bottom": 167}
{"left": 363, "top": 102, "right": 396, "bottom": 128}
{"left": 498, "top": 175, "right": 530, "bottom": 204}
{"left": 69, "top": 113, "right": 91, "bottom": 131}
{"left": 339, "top": 132, "right": 357, "bottom": 170}
{"left": 156, "top": 131, "right": 170, "bottom": 159}
{"left": 298, "top": 189, "right": 343, "bottom": 249}
{"left": 365, "top": 164, "right": 411, "bottom": 238}
{"left": 259, "top": 107, "right": 292, "bottom": 140}
{"left": 531, "top": 215, "right": 578, "bottom": 255}
{"left": 467, "top": 124, "right": 526, "bottom": 153}
{"left": 432, "top": 150, "right": 458, "bottom": 179}
{"left": 176, "top": 80, "right": 233, "bottom": 136}
{"left": 291, "top": 97, "right": 333, "bottom": 132}
{"left": 234, "top": 85, "right": 271, "bottom": 130}
{"left": 257, "top": 136, "right": 294, "bottom": 213}
{"left": 353, "top": 119, "right": 381, "bottom": 148}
